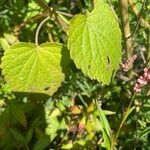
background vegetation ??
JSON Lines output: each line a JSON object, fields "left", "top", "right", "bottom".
{"left": 0, "top": 0, "right": 150, "bottom": 149}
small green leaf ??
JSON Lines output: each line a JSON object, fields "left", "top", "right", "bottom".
{"left": 68, "top": 0, "right": 122, "bottom": 84}
{"left": 1, "top": 42, "right": 65, "bottom": 95}
{"left": 0, "top": 38, "right": 10, "bottom": 51}
{"left": 91, "top": 117, "right": 102, "bottom": 132}
{"left": 97, "top": 107, "right": 111, "bottom": 136}
{"left": 75, "top": 140, "right": 86, "bottom": 146}
{"left": 50, "top": 108, "right": 61, "bottom": 118}
{"left": 4, "top": 33, "right": 18, "bottom": 45}
{"left": 101, "top": 129, "right": 111, "bottom": 150}
{"left": 59, "top": 118, "right": 68, "bottom": 130}
{"left": 138, "top": 126, "right": 150, "bottom": 139}
{"left": 45, "top": 117, "right": 59, "bottom": 141}
{"left": 61, "top": 142, "right": 73, "bottom": 149}
{"left": 103, "top": 110, "right": 116, "bottom": 115}
{"left": 122, "top": 106, "right": 135, "bottom": 124}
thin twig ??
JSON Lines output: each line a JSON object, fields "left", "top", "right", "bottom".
{"left": 12, "top": 13, "right": 47, "bottom": 33}
{"left": 128, "top": 0, "right": 150, "bottom": 30}
{"left": 126, "top": 0, "right": 148, "bottom": 39}
{"left": 56, "top": 11, "right": 73, "bottom": 17}
{"left": 34, "top": 0, "right": 51, "bottom": 12}
{"left": 55, "top": 14, "right": 69, "bottom": 32}
{"left": 116, "top": 74, "right": 130, "bottom": 82}
{"left": 140, "top": 50, "right": 146, "bottom": 64}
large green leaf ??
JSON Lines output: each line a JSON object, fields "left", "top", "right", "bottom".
{"left": 67, "top": 0, "right": 122, "bottom": 84}
{"left": 1, "top": 42, "right": 65, "bottom": 95}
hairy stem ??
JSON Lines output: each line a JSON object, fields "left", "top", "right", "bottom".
{"left": 119, "top": 0, "right": 133, "bottom": 59}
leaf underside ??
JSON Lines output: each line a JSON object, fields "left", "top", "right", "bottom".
{"left": 68, "top": 0, "right": 122, "bottom": 84}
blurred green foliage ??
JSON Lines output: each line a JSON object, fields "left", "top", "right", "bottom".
{"left": 0, "top": 0, "right": 150, "bottom": 149}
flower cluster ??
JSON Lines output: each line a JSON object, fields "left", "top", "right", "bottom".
{"left": 121, "top": 55, "right": 137, "bottom": 71}
{"left": 134, "top": 68, "right": 150, "bottom": 93}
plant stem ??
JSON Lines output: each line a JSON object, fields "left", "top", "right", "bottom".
{"left": 119, "top": 0, "right": 133, "bottom": 59}
{"left": 34, "top": 0, "right": 73, "bottom": 39}
{"left": 128, "top": 0, "right": 150, "bottom": 30}
{"left": 111, "top": 92, "right": 136, "bottom": 150}
{"left": 126, "top": 0, "right": 147, "bottom": 39}
{"left": 35, "top": 17, "right": 50, "bottom": 45}
{"left": 147, "top": 29, "right": 150, "bottom": 66}
{"left": 55, "top": 14, "right": 69, "bottom": 32}
{"left": 12, "top": 13, "right": 46, "bottom": 34}
{"left": 34, "top": 0, "right": 51, "bottom": 12}
{"left": 56, "top": 11, "right": 73, "bottom": 18}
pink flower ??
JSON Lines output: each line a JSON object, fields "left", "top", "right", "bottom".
{"left": 121, "top": 55, "right": 137, "bottom": 72}
{"left": 134, "top": 68, "right": 150, "bottom": 93}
